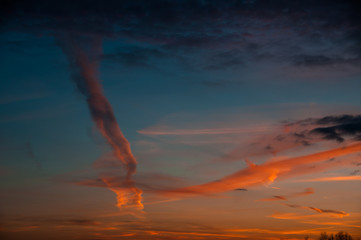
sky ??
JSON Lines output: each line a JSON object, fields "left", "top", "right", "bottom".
{"left": 1, "top": 0, "right": 361, "bottom": 239}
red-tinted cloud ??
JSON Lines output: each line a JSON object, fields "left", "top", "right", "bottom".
{"left": 259, "top": 188, "right": 314, "bottom": 201}
{"left": 159, "top": 142, "right": 361, "bottom": 197}
{"left": 58, "top": 35, "right": 143, "bottom": 210}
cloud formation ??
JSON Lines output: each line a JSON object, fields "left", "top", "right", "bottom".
{"left": 57, "top": 34, "right": 142, "bottom": 210}
{"left": 259, "top": 188, "right": 314, "bottom": 201}
{"left": 284, "top": 204, "right": 349, "bottom": 218}
{"left": 138, "top": 126, "right": 272, "bottom": 136}
{"left": 3, "top": 0, "right": 361, "bottom": 77}
{"left": 159, "top": 142, "right": 361, "bottom": 197}
{"left": 290, "top": 114, "right": 361, "bottom": 142}
{"left": 293, "top": 175, "right": 361, "bottom": 183}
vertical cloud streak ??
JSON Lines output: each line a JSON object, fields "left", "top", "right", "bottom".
{"left": 57, "top": 34, "right": 143, "bottom": 210}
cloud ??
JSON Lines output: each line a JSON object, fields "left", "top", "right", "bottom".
{"left": 57, "top": 218, "right": 100, "bottom": 226}
{"left": 228, "top": 227, "right": 328, "bottom": 236}
{"left": 199, "top": 79, "right": 244, "bottom": 88}
{"left": 203, "top": 50, "right": 244, "bottom": 70}
{"left": 0, "top": 92, "right": 49, "bottom": 105}
{"left": 293, "top": 55, "right": 339, "bottom": 67}
{"left": 78, "top": 221, "right": 329, "bottom": 240}
{"left": 158, "top": 142, "right": 361, "bottom": 197}
{"left": 138, "top": 126, "right": 273, "bottom": 136}
{"left": 292, "top": 54, "right": 361, "bottom": 68}
{"left": 293, "top": 175, "right": 361, "bottom": 183}
{"left": 259, "top": 188, "right": 314, "bottom": 201}
{"left": 291, "top": 114, "right": 361, "bottom": 142}
{"left": 235, "top": 188, "right": 248, "bottom": 191}
{"left": 141, "top": 227, "right": 326, "bottom": 238}
{"left": 57, "top": 34, "right": 143, "bottom": 210}
{"left": 3, "top": 0, "right": 361, "bottom": 75}
{"left": 0, "top": 225, "right": 39, "bottom": 233}
{"left": 134, "top": 110, "right": 360, "bottom": 202}
{"left": 212, "top": 112, "right": 361, "bottom": 163}
{"left": 349, "top": 169, "right": 360, "bottom": 175}
{"left": 308, "top": 207, "right": 348, "bottom": 216}
{"left": 270, "top": 213, "right": 361, "bottom": 228}
{"left": 260, "top": 195, "right": 287, "bottom": 201}
{"left": 292, "top": 187, "right": 315, "bottom": 197}
{"left": 67, "top": 171, "right": 188, "bottom": 194}
{"left": 284, "top": 204, "right": 349, "bottom": 218}
{"left": 311, "top": 126, "right": 361, "bottom": 143}
{"left": 1, "top": 216, "right": 100, "bottom": 231}
{"left": 25, "top": 142, "right": 42, "bottom": 172}
{"left": 101, "top": 45, "right": 167, "bottom": 68}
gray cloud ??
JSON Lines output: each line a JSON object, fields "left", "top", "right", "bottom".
{"left": 2, "top": 0, "right": 361, "bottom": 74}
{"left": 288, "top": 114, "right": 361, "bottom": 143}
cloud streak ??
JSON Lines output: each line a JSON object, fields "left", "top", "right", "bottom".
{"left": 284, "top": 204, "right": 349, "bottom": 218}
{"left": 138, "top": 126, "right": 273, "bottom": 136}
{"left": 259, "top": 188, "right": 314, "bottom": 201}
{"left": 159, "top": 142, "right": 361, "bottom": 197}
{"left": 57, "top": 34, "right": 142, "bottom": 210}
{"left": 293, "top": 175, "right": 361, "bottom": 183}
{"left": 270, "top": 213, "right": 361, "bottom": 228}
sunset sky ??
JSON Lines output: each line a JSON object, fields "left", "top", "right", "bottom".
{"left": 1, "top": 1, "right": 361, "bottom": 239}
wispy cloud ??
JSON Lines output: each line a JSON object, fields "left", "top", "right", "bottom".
{"left": 0, "top": 92, "right": 49, "bottom": 105}
{"left": 138, "top": 126, "right": 273, "bottom": 136}
{"left": 293, "top": 175, "right": 361, "bottom": 183}
{"left": 57, "top": 34, "right": 142, "bottom": 210}
{"left": 259, "top": 188, "right": 314, "bottom": 201}
{"left": 284, "top": 204, "right": 349, "bottom": 218}
{"left": 25, "top": 142, "right": 42, "bottom": 172}
{"left": 3, "top": 1, "right": 361, "bottom": 83}
{"left": 158, "top": 142, "right": 361, "bottom": 197}
{"left": 228, "top": 227, "right": 329, "bottom": 235}
{"left": 290, "top": 114, "right": 361, "bottom": 143}
{"left": 270, "top": 213, "right": 361, "bottom": 228}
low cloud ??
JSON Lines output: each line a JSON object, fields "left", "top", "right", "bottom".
{"left": 284, "top": 204, "right": 349, "bottom": 218}
{"left": 259, "top": 188, "right": 314, "bottom": 201}
{"left": 292, "top": 114, "right": 361, "bottom": 142}
{"left": 158, "top": 143, "right": 361, "bottom": 197}
{"left": 293, "top": 175, "right": 361, "bottom": 183}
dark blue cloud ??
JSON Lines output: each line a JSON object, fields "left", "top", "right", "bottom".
{"left": 2, "top": 0, "right": 361, "bottom": 84}
{"left": 294, "top": 115, "right": 361, "bottom": 142}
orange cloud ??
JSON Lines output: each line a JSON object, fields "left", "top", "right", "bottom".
{"left": 308, "top": 207, "right": 349, "bottom": 217}
{"left": 102, "top": 177, "right": 144, "bottom": 211}
{"left": 260, "top": 195, "right": 288, "bottom": 201}
{"left": 58, "top": 35, "right": 142, "bottom": 210}
{"left": 228, "top": 227, "right": 327, "bottom": 235}
{"left": 271, "top": 212, "right": 318, "bottom": 220}
{"left": 259, "top": 187, "right": 314, "bottom": 201}
{"left": 284, "top": 204, "right": 349, "bottom": 218}
{"left": 93, "top": 227, "right": 326, "bottom": 240}
{"left": 293, "top": 187, "right": 315, "bottom": 196}
{"left": 160, "top": 143, "right": 361, "bottom": 197}
{"left": 270, "top": 213, "right": 361, "bottom": 228}
{"left": 293, "top": 175, "right": 361, "bottom": 182}
{"left": 0, "top": 226, "right": 39, "bottom": 232}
